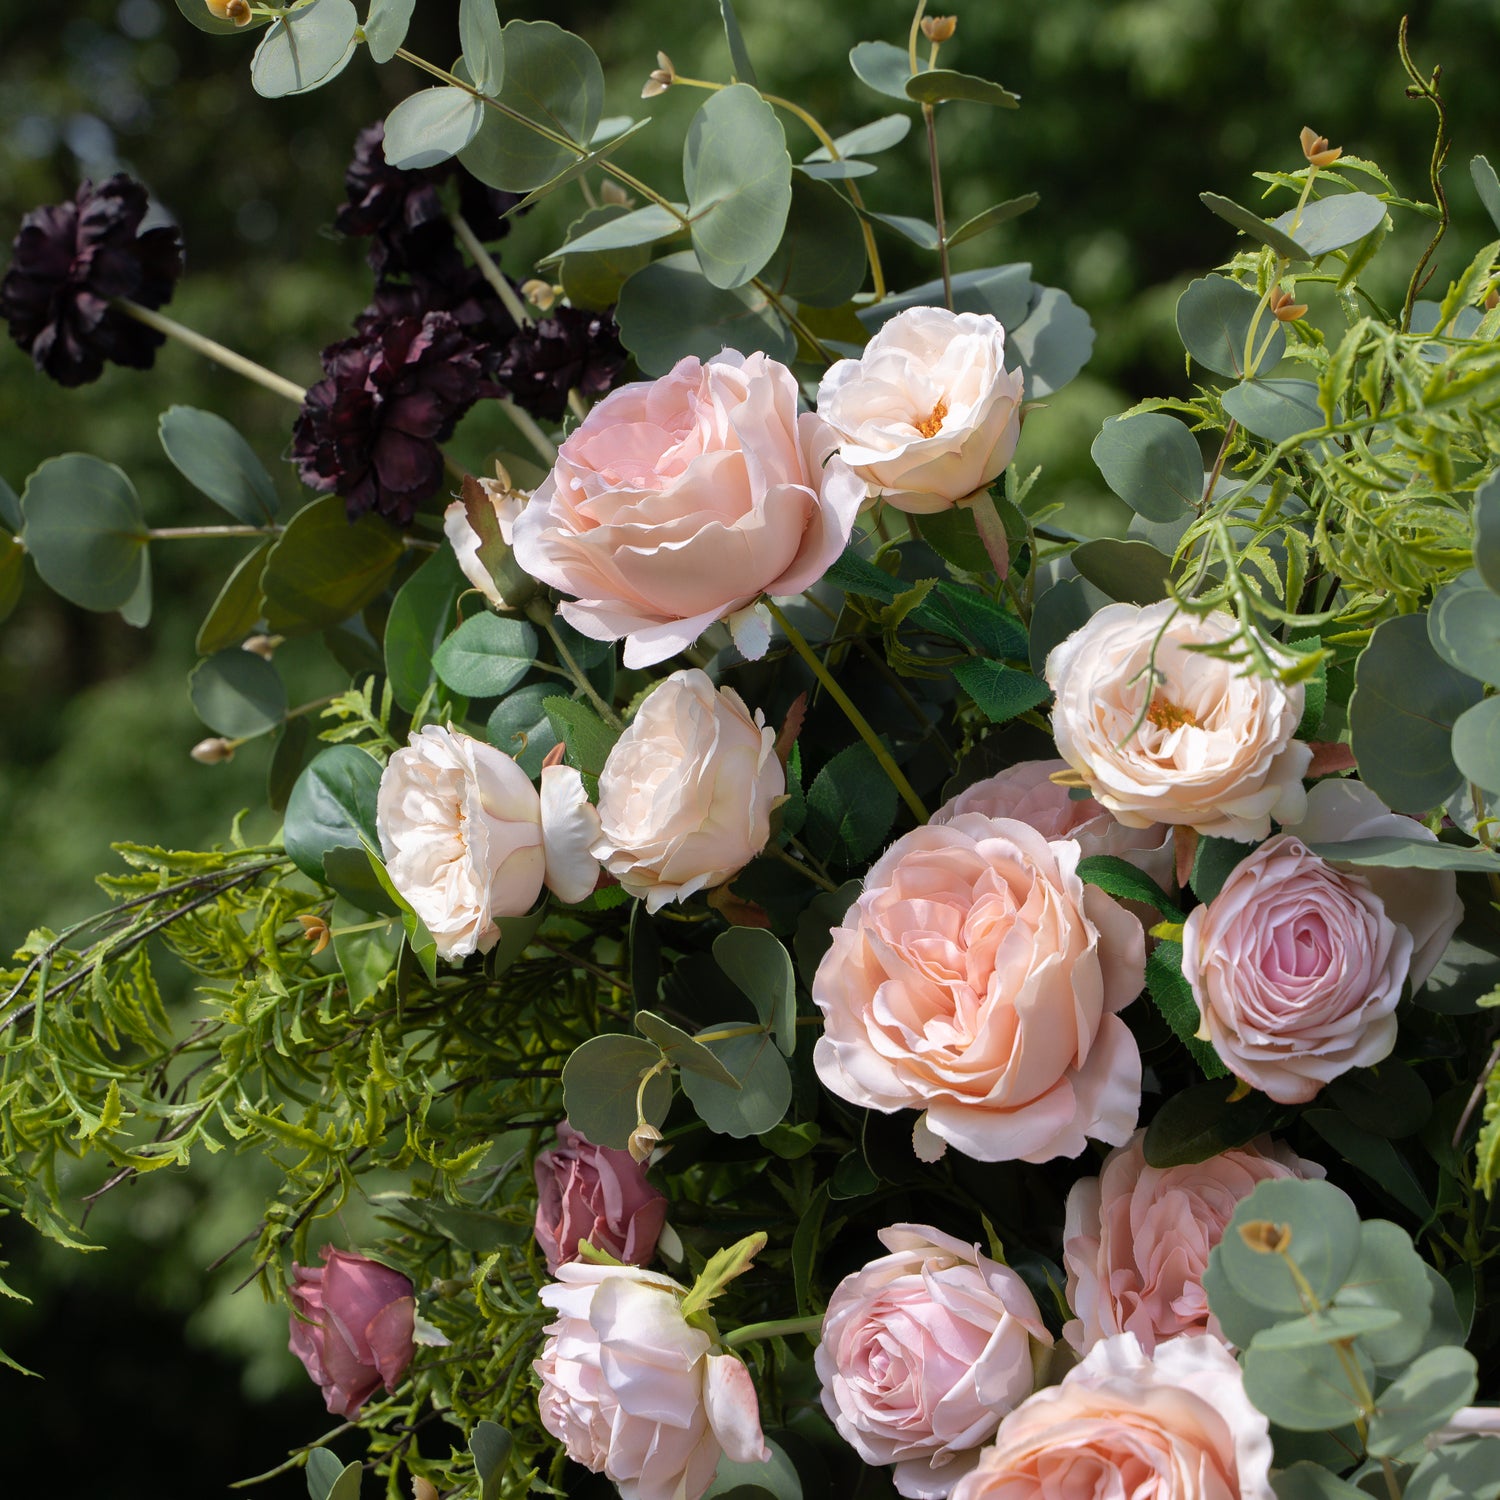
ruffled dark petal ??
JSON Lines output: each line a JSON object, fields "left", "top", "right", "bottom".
{"left": 493, "top": 307, "right": 628, "bottom": 422}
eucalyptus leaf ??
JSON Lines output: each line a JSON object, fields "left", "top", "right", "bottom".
{"left": 432, "top": 613, "right": 537, "bottom": 699}
{"left": 1269, "top": 192, "right": 1387, "bottom": 258}
{"left": 701, "top": 1439, "right": 802, "bottom": 1499}
{"left": 260, "top": 496, "right": 404, "bottom": 635}
{"left": 804, "top": 114, "right": 910, "bottom": 161}
{"left": 382, "top": 87, "right": 484, "bottom": 171}
{"left": 559, "top": 205, "right": 655, "bottom": 310}
{"left": 561, "top": 1035, "right": 671, "bottom": 1151}
{"left": 848, "top": 40, "right": 919, "bottom": 101}
{"left": 760, "top": 175, "right": 866, "bottom": 308}
{"left": 1221, "top": 378, "right": 1325, "bottom": 444}
{"left": 635, "top": 1011, "right": 742, "bottom": 1087}
{"left": 1242, "top": 1340, "right": 1371, "bottom": 1431}
{"left": 1272, "top": 1462, "right": 1369, "bottom": 1500}
{"left": 21, "top": 453, "right": 148, "bottom": 612}
{"left": 507, "top": 120, "right": 653, "bottom": 213}
{"left": 861, "top": 264, "right": 1034, "bottom": 330}
{"left": 120, "top": 555, "right": 152, "bottom": 629}
{"left": 459, "top": 0, "right": 505, "bottom": 94}
{"left": 470, "top": 1421, "right": 513, "bottom": 1500}
{"left": 363, "top": 0, "right": 415, "bottom": 63}
{"left": 1366, "top": 1347, "right": 1478, "bottom": 1457}
{"left": 947, "top": 194, "right": 1040, "bottom": 247}
{"left": 905, "top": 69, "right": 1020, "bottom": 108}
{"left": 1091, "top": 412, "right": 1202, "bottom": 521}
{"left": 1070, "top": 538, "right": 1174, "bottom": 604}
{"left": 1474, "top": 472, "right": 1500, "bottom": 595}
{"left": 189, "top": 649, "right": 286, "bottom": 738}
{"left": 713, "top": 927, "right": 795, "bottom": 1055}
{"left": 195, "top": 542, "right": 270, "bottom": 655}
{"left": 1249, "top": 1304, "right": 1400, "bottom": 1352}
{"left": 1428, "top": 571, "right": 1500, "bottom": 684}
{"left": 1200, "top": 192, "right": 1312, "bottom": 259}
{"left": 250, "top": 0, "right": 359, "bottom": 98}
{"left": 0, "top": 473, "right": 20, "bottom": 534}
{"left": 282, "top": 745, "right": 384, "bottom": 884}
{"left": 1216, "top": 1179, "right": 1361, "bottom": 1314}
{"left": 679, "top": 1026, "right": 792, "bottom": 1138}
{"left": 717, "top": 0, "right": 758, "bottom": 86}
{"left": 1472, "top": 155, "right": 1500, "bottom": 237}
{"left": 548, "top": 204, "right": 683, "bottom": 260}
{"left": 487, "top": 684, "right": 559, "bottom": 777}
{"left": 158, "top": 406, "right": 277, "bottom": 525}
{"left": 1176, "top": 274, "right": 1285, "bottom": 378}
{"left": 1405, "top": 1438, "right": 1500, "bottom": 1500}
{"left": 796, "top": 160, "right": 878, "bottom": 181}
{"left": 384, "top": 546, "right": 467, "bottom": 714}
{"left": 1303, "top": 835, "right": 1500, "bottom": 874}
{"left": 1331, "top": 1219, "right": 1435, "bottom": 1369}
{"left": 862, "top": 211, "right": 940, "bottom": 250}
{"left": 1008, "top": 282, "right": 1095, "bottom": 398}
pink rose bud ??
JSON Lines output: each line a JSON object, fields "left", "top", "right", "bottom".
{"left": 287, "top": 1247, "right": 415, "bottom": 1418}
{"left": 1062, "top": 1130, "right": 1322, "bottom": 1355}
{"left": 1183, "top": 833, "right": 1412, "bottom": 1103}
{"left": 816, "top": 1224, "right": 1052, "bottom": 1497}
{"left": 533, "top": 1120, "right": 669, "bottom": 1273}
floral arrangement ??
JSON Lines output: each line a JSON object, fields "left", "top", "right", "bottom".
{"left": 1, "top": 4, "right": 1498, "bottom": 1500}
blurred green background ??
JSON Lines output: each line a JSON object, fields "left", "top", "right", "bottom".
{"left": 1, "top": 0, "right": 1498, "bottom": 1493}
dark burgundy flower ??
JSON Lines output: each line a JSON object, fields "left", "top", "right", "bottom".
{"left": 292, "top": 311, "right": 483, "bottom": 526}
{"left": 1, "top": 175, "right": 183, "bottom": 387}
{"left": 494, "top": 307, "right": 628, "bottom": 422}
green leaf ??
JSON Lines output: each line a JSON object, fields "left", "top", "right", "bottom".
{"left": 805, "top": 742, "right": 898, "bottom": 865}
{"left": 947, "top": 193, "right": 1039, "bottom": 247}
{"left": 323, "top": 846, "right": 401, "bottom": 917}
{"left": 1406, "top": 1438, "right": 1500, "bottom": 1500}
{"left": 363, "top": 0, "right": 414, "bottom": 64}
{"left": 260, "top": 496, "right": 404, "bottom": 635}
{"left": 1009, "top": 282, "right": 1095, "bottom": 398}
{"left": 459, "top": 21, "right": 604, "bottom": 192}
{"left": 1070, "top": 538, "right": 1174, "bottom": 605}
{"left": 849, "top": 40, "right": 919, "bottom": 101}
{"left": 952, "top": 659, "right": 1050, "bottom": 723}
{"left": 1325, "top": 1061, "right": 1432, "bottom": 1140}
{"left": 1268, "top": 192, "right": 1386, "bottom": 258}
{"left": 862, "top": 210, "right": 939, "bottom": 250}
{"left": 21, "top": 453, "right": 148, "bottom": 612}
{"left": 0, "top": 471, "right": 21, "bottom": 533}
{"left": 1307, "top": 1110, "right": 1435, "bottom": 1223}
{"left": 382, "top": 86, "right": 484, "bottom": 170}
{"left": 1429, "top": 571, "right": 1500, "bottom": 684}
{"left": 559, "top": 205, "right": 656, "bottom": 310}
{"left": 679, "top": 1026, "right": 792, "bottom": 1137}
{"left": 458, "top": 0, "right": 505, "bottom": 94}
{"left": 173, "top": 0, "right": 270, "bottom": 33}
{"left": 1200, "top": 192, "right": 1312, "bottom": 259}
{"left": 830, "top": 1149, "right": 880, "bottom": 1198}
{"left": 1247, "top": 1341, "right": 1372, "bottom": 1431}
{"left": 1144, "top": 1078, "right": 1282, "bottom": 1168}
{"left": 306, "top": 1450, "right": 347, "bottom": 1500}
{"left": 635, "top": 1011, "right": 742, "bottom": 1087}
{"left": 1190, "top": 835, "right": 1249, "bottom": 903}
{"left": 797, "top": 159, "right": 877, "bottom": 181}
{"left": 1332, "top": 1219, "right": 1436, "bottom": 1370}
{"left": 1221, "top": 378, "right": 1325, "bottom": 444}
{"left": 1217, "top": 1179, "right": 1361, "bottom": 1314}
{"left": 282, "top": 745, "right": 383, "bottom": 884}
{"left": 1367, "top": 1347, "right": 1478, "bottom": 1457}
{"left": 1091, "top": 412, "right": 1202, "bottom": 522}
{"left": 542, "top": 695, "right": 620, "bottom": 778}
{"left": 250, "top": 0, "right": 358, "bottom": 98}
{"left": 431, "top": 611, "right": 536, "bottom": 700}
{"left": 1472, "top": 155, "right": 1500, "bottom": 237}
{"left": 717, "top": 0, "right": 758, "bottom": 86}
{"left": 1176, "top": 274, "right": 1285, "bottom": 378}
{"left": 195, "top": 541, "right": 271, "bottom": 655}
{"left": 1077, "top": 854, "right": 1183, "bottom": 918}
{"left": 760, "top": 174, "right": 866, "bottom": 308}
{"left": 1349, "top": 614, "right": 1482, "bottom": 813}
{"left": 1146, "top": 940, "right": 1228, "bottom": 1078}
{"left": 1250, "top": 1304, "right": 1400, "bottom": 1352}
{"left": 562, "top": 1034, "right": 671, "bottom": 1150}
{"left": 548, "top": 203, "right": 683, "bottom": 261}
{"left": 905, "top": 69, "right": 1020, "bottom": 108}
{"left": 701, "top": 1438, "right": 803, "bottom": 1500}
{"left": 486, "top": 684, "right": 559, "bottom": 777}
{"left": 268, "top": 716, "right": 312, "bottom": 814}
{"left": 1028, "top": 575, "right": 1109, "bottom": 676}
{"left": 1474, "top": 472, "right": 1500, "bottom": 595}
{"left": 1306, "top": 834, "right": 1500, "bottom": 873}
{"left": 384, "top": 547, "right": 467, "bottom": 713}
{"left": 188, "top": 649, "right": 286, "bottom": 737}
{"left": 680, "top": 1232, "right": 767, "bottom": 1318}
{"left": 616, "top": 252, "right": 796, "bottom": 374}
{"left": 1272, "top": 1463, "right": 1369, "bottom": 1500}
{"left": 507, "top": 120, "right": 653, "bottom": 213}
{"left": 1451, "top": 695, "right": 1500, "bottom": 795}
{"left": 714, "top": 928, "right": 796, "bottom": 1055}
{"left": 793, "top": 880, "right": 860, "bottom": 985}
{"left": 684, "top": 84, "right": 793, "bottom": 290}
{"left": 925, "top": 581, "right": 1029, "bottom": 658}
{"left": 804, "top": 114, "right": 910, "bottom": 161}
{"left": 470, "top": 1420, "right": 513, "bottom": 1500}
{"left": 158, "top": 405, "right": 277, "bottom": 525}
{"left": 332, "top": 898, "right": 401, "bottom": 1009}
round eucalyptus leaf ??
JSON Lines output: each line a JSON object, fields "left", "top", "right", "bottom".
{"left": 701, "top": 1439, "right": 802, "bottom": 1500}
{"left": 1091, "top": 412, "right": 1202, "bottom": 521}
{"left": 1349, "top": 614, "right": 1482, "bottom": 813}
{"left": 1450, "top": 695, "right": 1500, "bottom": 796}
{"left": 714, "top": 928, "right": 795, "bottom": 1055}
{"left": 1331, "top": 1219, "right": 1435, "bottom": 1369}
{"left": 616, "top": 252, "right": 796, "bottom": 374}
{"left": 797, "top": 160, "right": 878, "bottom": 181}
{"left": 562, "top": 1034, "right": 671, "bottom": 1150}
{"left": 716, "top": 0, "right": 758, "bottom": 87}
{"left": 431, "top": 612, "right": 537, "bottom": 698}
{"left": 173, "top": 0, "right": 271, "bottom": 32}
{"left": 384, "top": 546, "right": 467, "bottom": 713}
{"left": 486, "top": 684, "right": 559, "bottom": 777}
{"left": 1217, "top": 1179, "right": 1361, "bottom": 1314}
{"left": 382, "top": 87, "right": 484, "bottom": 171}
{"left": 1242, "top": 1340, "right": 1371, "bottom": 1431}
{"left": 1070, "top": 538, "right": 1174, "bottom": 605}
{"left": 804, "top": 113, "right": 910, "bottom": 161}
{"left": 684, "top": 84, "right": 793, "bottom": 290}
{"left": 905, "top": 69, "right": 1019, "bottom": 107}
{"left": 1176, "top": 275, "right": 1285, "bottom": 379}
{"left": 559, "top": 205, "right": 655, "bottom": 310}
{"left": 158, "top": 405, "right": 278, "bottom": 524}
{"left": 188, "top": 649, "right": 287, "bottom": 738}
{"left": 1269, "top": 192, "right": 1387, "bottom": 259}
{"left": 1366, "top": 1346, "right": 1478, "bottom": 1458}
{"left": 860, "top": 264, "right": 1034, "bottom": 332}
{"left": 548, "top": 203, "right": 683, "bottom": 260}
{"left": 21, "top": 453, "right": 148, "bottom": 612}
{"left": 364, "top": 0, "right": 415, "bottom": 63}
{"left": 1249, "top": 1304, "right": 1400, "bottom": 1352}
{"left": 1007, "top": 283, "right": 1095, "bottom": 399}
{"left": 679, "top": 1027, "right": 792, "bottom": 1138}
{"left": 250, "top": 0, "right": 359, "bottom": 98}
{"left": 259, "top": 496, "right": 405, "bottom": 635}
{"left": 1428, "top": 570, "right": 1500, "bottom": 683}
{"left": 1472, "top": 472, "right": 1500, "bottom": 595}
{"left": 1473, "top": 154, "right": 1500, "bottom": 237}
{"left": 848, "top": 40, "right": 917, "bottom": 100}
{"left": 458, "top": 0, "right": 505, "bottom": 95}
{"left": 1271, "top": 1462, "right": 1369, "bottom": 1500}
{"left": 1221, "top": 377, "right": 1325, "bottom": 444}
{"left": 282, "top": 744, "right": 384, "bottom": 884}
{"left": 635, "top": 1011, "right": 742, "bottom": 1088}
{"left": 1202, "top": 1248, "right": 1281, "bottom": 1350}
{"left": 1407, "top": 1440, "right": 1500, "bottom": 1500}
{"left": 760, "top": 174, "right": 866, "bottom": 308}
{"left": 120, "top": 552, "right": 153, "bottom": 627}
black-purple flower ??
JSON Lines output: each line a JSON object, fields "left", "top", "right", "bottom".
{"left": 1, "top": 175, "right": 183, "bottom": 387}
{"left": 291, "top": 311, "right": 483, "bottom": 526}
{"left": 494, "top": 307, "right": 628, "bottom": 422}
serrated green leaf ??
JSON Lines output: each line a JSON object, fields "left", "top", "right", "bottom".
{"left": 1145, "top": 940, "right": 1229, "bottom": 1078}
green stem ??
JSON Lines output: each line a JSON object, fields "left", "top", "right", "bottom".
{"left": 148, "top": 525, "right": 279, "bottom": 540}
{"left": 923, "top": 102, "right": 952, "bottom": 311}
{"left": 766, "top": 843, "right": 839, "bottom": 893}
{"left": 525, "top": 599, "right": 621, "bottom": 728}
{"left": 115, "top": 299, "right": 307, "bottom": 405}
{"left": 502, "top": 398, "right": 559, "bottom": 466}
{"left": 765, "top": 599, "right": 929, "bottom": 823}
{"left": 721, "top": 1314, "right": 823, "bottom": 1349}
{"left": 450, "top": 210, "right": 534, "bottom": 329}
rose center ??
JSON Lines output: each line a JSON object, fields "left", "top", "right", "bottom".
{"left": 1145, "top": 696, "right": 1197, "bottom": 731}
{"left": 914, "top": 397, "right": 948, "bottom": 439}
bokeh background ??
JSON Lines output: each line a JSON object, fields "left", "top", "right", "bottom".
{"left": 1, "top": 0, "right": 1497, "bottom": 1493}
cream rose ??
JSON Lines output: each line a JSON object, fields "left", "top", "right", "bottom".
{"left": 1182, "top": 834, "right": 1411, "bottom": 1103}
{"left": 817, "top": 1223, "right": 1052, "bottom": 1498}
{"left": 441, "top": 472, "right": 525, "bottom": 609}
{"left": 510, "top": 351, "right": 865, "bottom": 668}
{"left": 534, "top": 1262, "right": 769, "bottom": 1500}
{"left": 949, "top": 1333, "right": 1275, "bottom": 1500}
{"left": 1045, "top": 601, "right": 1312, "bottom": 841}
{"left": 1063, "top": 1130, "right": 1322, "bottom": 1355}
{"left": 592, "top": 670, "right": 784, "bottom": 912}
{"left": 375, "top": 726, "right": 600, "bottom": 961}
{"left": 812, "top": 815, "right": 1146, "bottom": 1163}
{"left": 816, "top": 307, "right": 1025, "bottom": 514}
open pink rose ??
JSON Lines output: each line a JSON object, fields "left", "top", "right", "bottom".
{"left": 287, "top": 1247, "right": 415, "bottom": 1418}
{"left": 812, "top": 815, "right": 1146, "bottom": 1163}
{"left": 1045, "top": 601, "right": 1311, "bottom": 841}
{"left": 1293, "top": 778, "right": 1463, "bottom": 993}
{"left": 1182, "top": 834, "right": 1411, "bottom": 1103}
{"left": 535, "top": 1262, "right": 769, "bottom": 1500}
{"left": 534, "top": 1120, "right": 668, "bottom": 1274}
{"left": 511, "top": 350, "right": 865, "bottom": 668}
{"left": 815, "top": 306, "right": 1025, "bottom": 514}
{"left": 817, "top": 1223, "right": 1052, "bottom": 1498}
{"left": 949, "top": 1333, "right": 1274, "bottom": 1500}
{"left": 1063, "top": 1130, "right": 1322, "bottom": 1355}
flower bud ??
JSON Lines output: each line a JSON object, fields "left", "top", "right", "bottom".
{"left": 242, "top": 634, "right": 280, "bottom": 660}
{"left": 1269, "top": 288, "right": 1308, "bottom": 322}
{"left": 206, "top": 0, "right": 254, "bottom": 23}
{"left": 642, "top": 50, "right": 675, "bottom": 98}
{"left": 921, "top": 14, "right": 957, "bottom": 42}
{"left": 411, "top": 1479, "right": 438, "bottom": 1500}
{"left": 627, "top": 1120, "right": 662, "bottom": 1165}
{"left": 1298, "top": 126, "right": 1342, "bottom": 168}
{"left": 520, "top": 278, "right": 559, "bottom": 312}
{"left": 298, "top": 914, "right": 332, "bottom": 956}
{"left": 600, "top": 180, "right": 632, "bottom": 208}
{"left": 190, "top": 736, "right": 235, "bottom": 765}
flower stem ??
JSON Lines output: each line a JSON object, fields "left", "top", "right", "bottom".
{"left": 524, "top": 598, "right": 621, "bottom": 728}
{"left": 449, "top": 210, "right": 534, "bottom": 329}
{"left": 114, "top": 298, "right": 307, "bottom": 405}
{"left": 765, "top": 599, "right": 929, "bottom": 823}
{"left": 721, "top": 1314, "right": 823, "bottom": 1349}
{"left": 147, "top": 525, "right": 279, "bottom": 540}
{"left": 766, "top": 843, "right": 839, "bottom": 893}
{"left": 923, "top": 104, "right": 953, "bottom": 311}
{"left": 502, "top": 399, "right": 559, "bottom": 466}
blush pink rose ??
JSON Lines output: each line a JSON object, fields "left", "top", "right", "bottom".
{"left": 815, "top": 307, "right": 1025, "bottom": 514}
{"left": 533, "top": 1120, "right": 669, "bottom": 1274}
{"left": 287, "top": 1247, "right": 415, "bottom": 1418}
{"left": 592, "top": 669, "right": 784, "bottom": 912}
{"left": 511, "top": 350, "right": 865, "bottom": 668}
{"left": 812, "top": 815, "right": 1146, "bottom": 1163}
{"left": 534, "top": 1262, "right": 769, "bottom": 1500}
{"left": 1182, "top": 834, "right": 1412, "bottom": 1104}
{"left": 816, "top": 1223, "right": 1052, "bottom": 1498}
{"left": 1293, "top": 778, "right": 1463, "bottom": 993}
{"left": 949, "top": 1333, "right": 1274, "bottom": 1500}
{"left": 1045, "top": 601, "right": 1312, "bottom": 841}
{"left": 1062, "top": 1130, "right": 1322, "bottom": 1355}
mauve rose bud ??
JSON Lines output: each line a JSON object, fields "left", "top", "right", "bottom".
{"left": 533, "top": 1120, "right": 668, "bottom": 1273}
{"left": 287, "top": 1247, "right": 416, "bottom": 1418}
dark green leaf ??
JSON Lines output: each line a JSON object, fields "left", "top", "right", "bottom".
{"left": 848, "top": 40, "right": 918, "bottom": 101}
{"left": 952, "top": 659, "right": 1050, "bottom": 723}
{"left": 484, "top": 893, "right": 548, "bottom": 979}
{"left": 486, "top": 684, "right": 559, "bottom": 777}
{"left": 714, "top": 928, "right": 796, "bottom": 1055}
{"left": 1305, "top": 1110, "right": 1433, "bottom": 1220}
{"left": 250, "top": 0, "right": 358, "bottom": 97}
{"left": 470, "top": 1421, "right": 513, "bottom": 1500}
{"left": 364, "top": 0, "right": 414, "bottom": 63}
{"left": 188, "top": 649, "right": 286, "bottom": 737}
{"left": 1077, "top": 854, "right": 1183, "bottom": 918}
{"left": 635, "top": 1012, "right": 742, "bottom": 1087}
{"left": 0, "top": 472, "right": 20, "bottom": 534}
{"left": 804, "top": 114, "right": 910, "bottom": 161}
{"left": 701, "top": 1438, "right": 802, "bottom": 1499}
{"left": 1367, "top": 1347, "right": 1478, "bottom": 1457}
{"left": 1304, "top": 835, "right": 1500, "bottom": 874}
{"left": 430, "top": 610, "right": 536, "bottom": 699}
{"left": 1471, "top": 155, "right": 1500, "bottom": 237}
{"left": 760, "top": 174, "right": 866, "bottom": 308}
{"left": 562, "top": 1034, "right": 671, "bottom": 1150}
{"left": 1200, "top": 192, "right": 1312, "bottom": 259}
{"left": 559, "top": 205, "right": 656, "bottom": 310}
{"left": 793, "top": 881, "right": 860, "bottom": 985}
{"left": 323, "top": 846, "right": 401, "bottom": 917}
{"left": 1070, "top": 538, "right": 1174, "bottom": 605}
{"left": 1146, "top": 940, "right": 1228, "bottom": 1078}
{"left": 195, "top": 542, "right": 270, "bottom": 655}
{"left": 332, "top": 897, "right": 401, "bottom": 1009}
{"left": 1324, "top": 1061, "right": 1432, "bottom": 1139}
{"left": 830, "top": 1150, "right": 880, "bottom": 1198}
{"left": 384, "top": 546, "right": 467, "bottom": 713}
{"left": 947, "top": 193, "right": 1039, "bottom": 247}
{"left": 1429, "top": 571, "right": 1500, "bottom": 683}
{"left": 1144, "top": 1078, "right": 1282, "bottom": 1168}
{"left": 717, "top": 0, "right": 758, "bottom": 86}
{"left": 282, "top": 745, "right": 384, "bottom": 884}
{"left": 1028, "top": 575, "right": 1109, "bottom": 676}
{"left": 542, "top": 696, "right": 620, "bottom": 779}
{"left": 1272, "top": 1463, "right": 1368, "bottom": 1500}
{"left": 268, "top": 716, "right": 312, "bottom": 815}
{"left": 382, "top": 86, "right": 484, "bottom": 170}
{"left": 459, "top": 0, "right": 505, "bottom": 94}
{"left": 914, "top": 505, "right": 991, "bottom": 573}
{"left": 260, "top": 496, "right": 404, "bottom": 635}
{"left": 1190, "top": 835, "right": 1249, "bottom": 903}
{"left": 860, "top": 263, "right": 1034, "bottom": 331}
{"left": 1221, "top": 378, "right": 1326, "bottom": 444}
{"left": 22, "top": 453, "right": 149, "bottom": 613}
{"left": 1268, "top": 192, "right": 1387, "bottom": 258}
{"left": 1176, "top": 274, "right": 1285, "bottom": 379}
{"left": 925, "top": 581, "right": 1029, "bottom": 657}
{"left": 1091, "top": 412, "right": 1202, "bottom": 522}
{"left": 158, "top": 406, "right": 277, "bottom": 524}
{"left": 805, "top": 742, "right": 898, "bottom": 865}
{"left": 905, "top": 69, "right": 1019, "bottom": 108}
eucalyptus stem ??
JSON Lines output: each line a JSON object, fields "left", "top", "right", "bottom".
{"left": 924, "top": 104, "right": 953, "bottom": 311}
{"left": 524, "top": 598, "right": 621, "bottom": 728}
{"left": 147, "top": 524, "right": 279, "bottom": 540}
{"left": 765, "top": 599, "right": 929, "bottom": 822}
{"left": 502, "top": 398, "right": 559, "bottom": 466}
{"left": 721, "top": 1314, "right": 823, "bottom": 1349}
{"left": 1398, "top": 15, "right": 1451, "bottom": 332}
{"left": 450, "top": 210, "right": 534, "bottom": 329}
{"left": 115, "top": 298, "right": 307, "bottom": 405}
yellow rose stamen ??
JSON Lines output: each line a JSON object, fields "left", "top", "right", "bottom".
{"left": 1146, "top": 697, "right": 1197, "bottom": 732}
{"left": 914, "top": 397, "right": 949, "bottom": 439}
